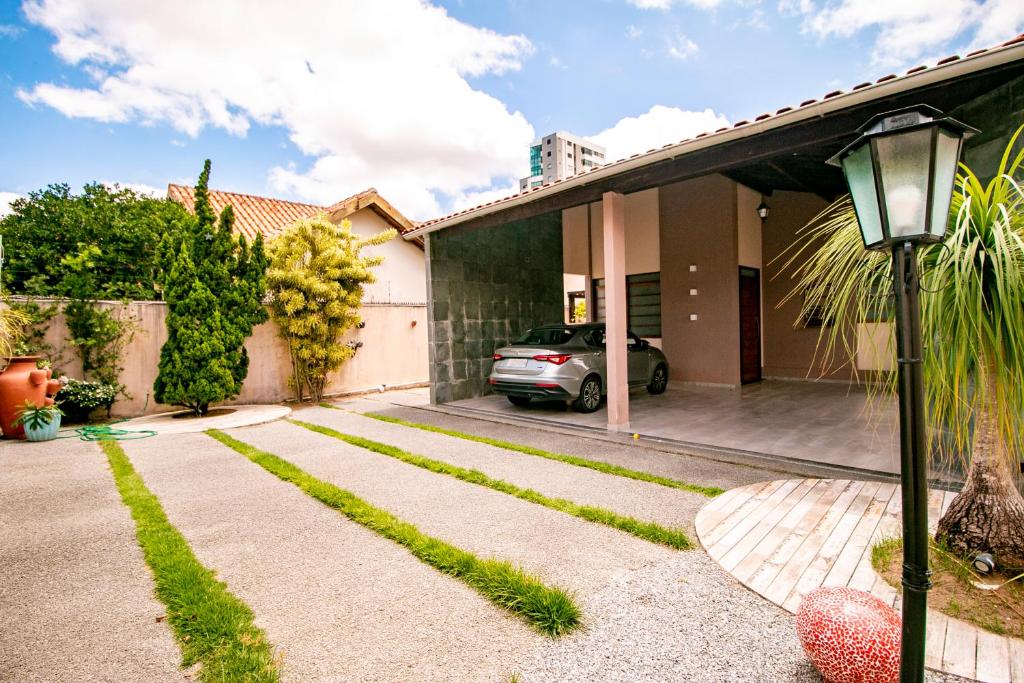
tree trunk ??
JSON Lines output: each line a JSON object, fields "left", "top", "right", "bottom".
{"left": 935, "top": 373, "right": 1024, "bottom": 569}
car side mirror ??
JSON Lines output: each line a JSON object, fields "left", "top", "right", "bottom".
{"left": 639, "top": 339, "right": 649, "bottom": 350}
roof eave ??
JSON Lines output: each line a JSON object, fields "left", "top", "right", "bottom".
{"left": 405, "top": 39, "right": 1024, "bottom": 241}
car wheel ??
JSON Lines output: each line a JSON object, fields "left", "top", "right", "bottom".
{"left": 507, "top": 395, "right": 531, "bottom": 407}
{"left": 572, "top": 375, "right": 602, "bottom": 413}
{"left": 647, "top": 364, "right": 668, "bottom": 395}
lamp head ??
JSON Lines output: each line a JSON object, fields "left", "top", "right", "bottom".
{"left": 828, "top": 105, "right": 977, "bottom": 250}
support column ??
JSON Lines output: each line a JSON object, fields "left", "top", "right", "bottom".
{"left": 602, "top": 191, "right": 629, "bottom": 430}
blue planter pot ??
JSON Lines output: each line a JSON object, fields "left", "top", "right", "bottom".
{"left": 24, "top": 414, "right": 61, "bottom": 442}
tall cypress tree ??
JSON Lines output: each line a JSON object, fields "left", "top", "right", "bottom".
{"left": 154, "top": 160, "right": 268, "bottom": 415}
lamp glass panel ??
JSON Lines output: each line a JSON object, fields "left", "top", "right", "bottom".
{"left": 929, "top": 128, "right": 962, "bottom": 239}
{"left": 841, "top": 143, "right": 884, "bottom": 247}
{"left": 875, "top": 128, "right": 932, "bottom": 239}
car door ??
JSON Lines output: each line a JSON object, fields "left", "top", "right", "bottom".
{"left": 627, "top": 332, "right": 650, "bottom": 385}
{"left": 582, "top": 328, "right": 607, "bottom": 383}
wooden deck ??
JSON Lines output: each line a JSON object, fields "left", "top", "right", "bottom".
{"left": 695, "top": 479, "right": 1024, "bottom": 683}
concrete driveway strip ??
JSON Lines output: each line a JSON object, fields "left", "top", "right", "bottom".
{"left": 296, "top": 405, "right": 706, "bottom": 533}
{"left": 121, "top": 432, "right": 537, "bottom": 683}
{"left": 0, "top": 438, "right": 183, "bottom": 683}
{"left": 340, "top": 396, "right": 777, "bottom": 490}
{"left": 225, "top": 420, "right": 672, "bottom": 597}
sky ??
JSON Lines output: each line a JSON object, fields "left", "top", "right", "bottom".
{"left": 1, "top": 0, "right": 1022, "bottom": 221}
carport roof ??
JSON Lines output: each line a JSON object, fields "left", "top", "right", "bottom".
{"left": 406, "top": 33, "right": 1024, "bottom": 240}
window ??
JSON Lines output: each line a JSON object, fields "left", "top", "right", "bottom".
{"left": 801, "top": 287, "right": 834, "bottom": 328}
{"left": 546, "top": 162, "right": 552, "bottom": 170}
{"left": 862, "top": 281, "right": 893, "bottom": 322}
{"left": 529, "top": 145, "right": 542, "bottom": 177}
{"left": 513, "top": 326, "right": 575, "bottom": 346}
{"left": 547, "top": 150, "right": 552, "bottom": 157}
{"left": 591, "top": 272, "right": 662, "bottom": 337}
{"left": 582, "top": 328, "right": 605, "bottom": 347}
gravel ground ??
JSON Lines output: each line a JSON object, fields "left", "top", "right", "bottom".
{"left": 338, "top": 395, "right": 795, "bottom": 491}
{"left": 227, "top": 420, "right": 672, "bottom": 596}
{"left": 514, "top": 552, "right": 968, "bottom": 683}
{"left": 0, "top": 438, "right": 183, "bottom": 682}
{"left": 122, "top": 432, "right": 538, "bottom": 682}
{"left": 515, "top": 552, "right": 820, "bottom": 683}
{"left": 295, "top": 405, "right": 707, "bottom": 534}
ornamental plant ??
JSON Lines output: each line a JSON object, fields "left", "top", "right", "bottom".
{"left": 56, "top": 377, "right": 118, "bottom": 421}
{"left": 777, "top": 125, "right": 1024, "bottom": 567}
{"left": 13, "top": 400, "right": 63, "bottom": 430}
{"left": 267, "top": 215, "right": 395, "bottom": 402}
{"left": 153, "top": 161, "right": 268, "bottom": 416}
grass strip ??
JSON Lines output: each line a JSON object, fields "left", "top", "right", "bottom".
{"left": 99, "top": 440, "right": 279, "bottom": 682}
{"left": 206, "top": 429, "right": 581, "bottom": 637}
{"left": 291, "top": 418, "right": 693, "bottom": 550}
{"left": 339, "top": 407, "right": 723, "bottom": 497}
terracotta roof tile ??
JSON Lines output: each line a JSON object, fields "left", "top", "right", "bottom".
{"left": 166, "top": 184, "right": 419, "bottom": 245}
{"left": 166, "top": 184, "right": 322, "bottom": 241}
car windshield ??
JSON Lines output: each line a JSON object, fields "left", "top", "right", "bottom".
{"left": 512, "top": 326, "right": 576, "bottom": 346}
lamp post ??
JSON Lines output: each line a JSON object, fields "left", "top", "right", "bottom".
{"left": 828, "top": 105, "right": 976, "bottom": 683}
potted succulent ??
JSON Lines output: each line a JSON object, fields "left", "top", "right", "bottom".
{"left": 13, "top": 400, "right": 63, "bottom": 442}
{"left": 0, "top": 356, "right": 62, "bottom": 438}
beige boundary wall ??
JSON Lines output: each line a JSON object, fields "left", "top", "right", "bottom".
{"left": 13, "top": 298, "right": 428, "bottom": 416}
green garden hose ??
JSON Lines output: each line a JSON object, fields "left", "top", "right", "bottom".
{"left": 72, "top": 424, "right": 156, "bottom": 441}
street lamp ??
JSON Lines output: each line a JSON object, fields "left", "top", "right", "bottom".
{"left": 828, "top": 105, "right": 976, "bottom": 683}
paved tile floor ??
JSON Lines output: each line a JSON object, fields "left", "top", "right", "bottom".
{"left": 450, "top": 380, "right": 903, "bottom": 475}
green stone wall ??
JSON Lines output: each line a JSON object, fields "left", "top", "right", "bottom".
{"left": 425, "top": 212, "right": 563, "bottom": 403}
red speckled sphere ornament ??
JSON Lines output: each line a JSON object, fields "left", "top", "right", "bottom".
{"left": 796, "top": 586, "right": 901, "bottom": 683}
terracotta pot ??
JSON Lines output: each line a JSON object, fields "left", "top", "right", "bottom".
{"left": 0, "top": 357, "right": 59, "bottom": 439}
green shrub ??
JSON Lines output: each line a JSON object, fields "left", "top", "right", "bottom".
{"left": 56, "top": 378, "right": 118, "bottom": 422}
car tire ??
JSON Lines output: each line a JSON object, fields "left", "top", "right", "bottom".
{"left": 507, "top": 395, "right": 531, "bottom": 407}
{"left": 572, "top": 375, "right": 602, "bottom": 413}
{"left": 647, "top": 364, "right": 668, "bottom": 395}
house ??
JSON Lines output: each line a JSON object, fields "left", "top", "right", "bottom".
{"left": 166, "top": 185, "right": 426, "bottom": 305}
{"left": 399, "top": 34, "right": 1024, "bottom": 473}
{"left": 166, "top": 184, "right": 429, "bottom": 399}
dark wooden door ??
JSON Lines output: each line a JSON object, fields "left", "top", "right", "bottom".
{"left": 739, "top": 267, "right": 762, "bottom": 384}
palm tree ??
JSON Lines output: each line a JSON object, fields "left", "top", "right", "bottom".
{"left": 775, "top": 125, "right": 1024, "bottom": 569}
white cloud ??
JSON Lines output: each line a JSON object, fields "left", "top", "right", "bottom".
{"left": 792, "top": 0, "right": 1024, "bottom": 67}
{"left": 18, "top": 0, "right": 536, "bottom": 219}
{"left": 627, "top": 0, "right": 725, "bottom": 9}
{"left": 102, "top": 181, "right": 164, "bottom": 198}
{"left": 666, "top": 33, "right": 700, "bottom": 60}
{"left": 589, "top": 105, "right": 730, "bottom": 162}
{"left": 626, "top": 24, "right": 644, "bottom": 39}
{"left": 0, "top": 192, "right": 22, "bottom": 218}
{"left": 451, "top": 182, "right": 522, "bottom": 212}
{"left": 0, "top": 24, "right": 24, "bottom": 38}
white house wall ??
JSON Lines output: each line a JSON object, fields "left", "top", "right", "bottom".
{"left": 347, "top": 208, "right": 427, "bottom": 304}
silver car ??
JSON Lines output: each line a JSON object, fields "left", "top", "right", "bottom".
{"left": 488, "top": 322, "right": 669, "bottom": 413}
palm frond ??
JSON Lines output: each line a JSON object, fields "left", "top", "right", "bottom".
{"left": 775, "top": 123, "right": 1024, "bottom": 473}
